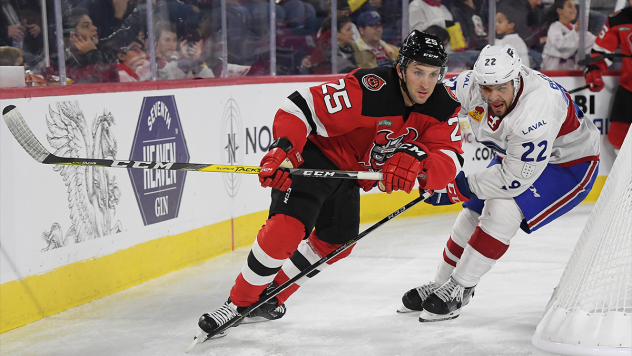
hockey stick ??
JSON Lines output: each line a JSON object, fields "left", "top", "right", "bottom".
{"left": 185, "top": 191, "right": 432, "bottom": 352}
{"left": 567, "top": 84, "right": 590, "bottom": 94}
{"left": 2, "top": 105, "right": 382, "bottom": 181}
{"left": 577, "top": 53, "right": 632, "bottom": 66}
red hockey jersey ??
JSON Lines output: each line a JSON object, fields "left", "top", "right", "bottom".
{"left": 272, "top": 66, "right": 463, "bottom": 190}
{"left": 591, "top": 7, "right": 632, "bottom": 92}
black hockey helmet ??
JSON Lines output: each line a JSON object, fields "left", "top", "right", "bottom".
{"left": 396, "top": 30, "right": 448, "bottom": 82}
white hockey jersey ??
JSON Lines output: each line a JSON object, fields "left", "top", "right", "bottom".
{"left": 444, "top": 67, "right": 600, "bottom": 200}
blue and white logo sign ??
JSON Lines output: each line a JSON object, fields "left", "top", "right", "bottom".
{"left": 221, "top": 98, "right": 244, "bottom": 197}
{"left": 129, "top": 96, "right": 190, "bottom": 225}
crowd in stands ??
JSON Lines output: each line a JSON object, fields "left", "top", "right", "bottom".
{"left": 0, "top": 0, "right": 620, "bottom": 86}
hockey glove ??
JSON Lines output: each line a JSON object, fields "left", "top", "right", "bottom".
{"left": 424, "top": 171, "right": 473, "bottom": 206}
{"left": 584, "top": 66, "right": 604, "bottom": 93}
{"left": 259, "top": 138, "right": 303, "bottom": 191}
{"left": 382, "top": 142, "right": 427, "bottom": 194}
{"left": 357, "top": 179, "right": 378, "bottom": 192}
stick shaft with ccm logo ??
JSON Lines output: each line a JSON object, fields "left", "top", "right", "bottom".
{"left": 2, "top": 105, "right": 383, "bottom": 181}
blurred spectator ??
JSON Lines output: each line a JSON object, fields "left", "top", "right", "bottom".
{"left": 318, "top": 0, "right": 359, "bottom": 41}
{"left": 0, "top": 0, "right": 44, "bottom": 67}
{"left": 161, "top": 22, "right": 214, "bottom": 79}
{"left": 451, "top": 0, "right": 487, "bottom": 50}
{"left": 0, "top": 45, "right": 25, "bottom": 87}
{"left": 495, "top": 5, "right": 530, "bottom": 68}
{"left": 352, "top": 11, "right": 397, "bottom": 68}
{"left": 301, "top": 15, "right": 356, "bottom": 74}
{"left": 0, "top": 43, "right": 20, "bottom": 64}
{"left": 425, "top": 24, "right": 449, "bottom": 46}
{"left": 245, "top": 0, "right": 286, "bottom": 38}
{"left": 304, "top": 0, "right": 327, "bottom": 19}
{"left": 352, "top": 0, "right": 401, "bottom": 42}
{"left": 205, "top": 0, "right": 251, "bottom": 64}
{"left": 409, "top": 0, "right": 453, "bottom": 33}
{"left": 77, "top": 0, "right": 136, "bottom": 39}
{"left": 279, "top": 0, "right": 317, "bottom": 31}
{"left": 107, "top": 32, "right": 149, "bottom": 81}
{"left": 541, "top": 0, "right": 595, "bottom": 70}
{"left": 63, "top": 7, "right": 118, "bottom": 82}
{"left": 104, "top": 0, "right": 199, "bottom": 55}
{"left": 498, "top": 0, "right": 548, "bottom": 51}
{"left": 154, "top": 20, "right": 178, "bottom": 67}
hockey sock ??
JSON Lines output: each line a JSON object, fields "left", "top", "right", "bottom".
{"left": 452, "top": 227, "right": 509, "bottom": 287}
{"left": 231, "top": 214, "right": 305, "bottom": 307}
{"left": 273, "top": 231, "right": 357, "bottom": 305}
{"left": 436, "top": 208, "right": 479, "bottom": 285}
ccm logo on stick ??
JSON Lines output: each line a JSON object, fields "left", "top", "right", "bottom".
{"left": 302, "top": 171, "right": 335, "bottom": 177}
{"left": 112, "top": 160, "right": 175, "bottom": 169}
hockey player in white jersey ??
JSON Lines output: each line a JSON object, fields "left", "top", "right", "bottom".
{"left": 399, "top": 44, "right": 601, "bottom": 322}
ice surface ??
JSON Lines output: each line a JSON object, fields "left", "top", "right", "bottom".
{"left": 0, "top": 205, "right": 594, "bottom": 356}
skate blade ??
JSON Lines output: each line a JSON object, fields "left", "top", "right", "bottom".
{"left": 396, "top": 305, "right": 419, "bottom": 314}
{"left": 241, "top": 316, "right": 272, "bottom": 324}
{"left": 184, "top": 328, "right": 227, "bottom": 353}
{"left": 418, "top": 309, "right": 460, "bottom": 322}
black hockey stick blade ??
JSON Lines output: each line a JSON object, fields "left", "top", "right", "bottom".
{"left": 193, "top": 191, "right": 432, "bottom": 345}
{"left": 577, "top": 53, "right": 631, "bottom": 66}
{"left": 2, "top": 105, "right": 382, "bottom": 181}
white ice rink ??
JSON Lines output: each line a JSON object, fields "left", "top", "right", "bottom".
{"left": 0, "top": 204, "right": 596, "bottom": 356}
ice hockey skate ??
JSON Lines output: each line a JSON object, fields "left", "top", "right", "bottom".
{"left": 242, "top": 283, "right": 287, "bottom": 324}
{"left": 419, "top": 277, "right": 475, "bottom": 322}
{"left": 185, "top": 285, "right": 287, "bottom": 352}
{"left": 397, "top": 281, "right": 440, "bottom": 313}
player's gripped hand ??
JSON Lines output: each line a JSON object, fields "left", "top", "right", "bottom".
{"left": 382, "top": 142, "right": 427, "bottom": 194}
{"left": 258, "top": 138, "right": 303, "bottom": 191}
{"left": 357, "top": 179, "right": 377, "bottom": 192}
{"left": 585, "top": 67, "right": 604, "bottom": 93}
{"left": 424, "top": 171, "right": 473, "bottom": 206}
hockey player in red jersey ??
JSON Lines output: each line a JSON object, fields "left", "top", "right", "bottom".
{"left": 193, "top": 30, "right": 465, "bottom": 340}
{"left": 584, "top": 0, "right": 632, "bottom": 153}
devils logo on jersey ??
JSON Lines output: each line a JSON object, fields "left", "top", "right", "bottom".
{"left": 362, "top": 74, "right": 387, "bottom": 91}
{"left": 360, "top": 128, "right": 419, "bottom": 170}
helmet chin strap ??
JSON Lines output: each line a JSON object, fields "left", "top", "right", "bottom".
{"left": 510, "top": 76, "right": 521, "bottom": 107}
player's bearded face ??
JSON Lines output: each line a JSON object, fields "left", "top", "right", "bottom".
{"left": 480, "top": 82, "right": 515, "bottom": 117}
{"left": 400, "top": 63, "right": 439, "bottom": 105}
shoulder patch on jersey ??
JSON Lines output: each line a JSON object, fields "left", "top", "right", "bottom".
{"left": 468, "top": 106, "right": 485, "bottom": 123}
{"left": 444, "top": 84, "right": 459, "bottom": 102}
{"left": 362, "top": 74, "right": 387, "bottom": 91}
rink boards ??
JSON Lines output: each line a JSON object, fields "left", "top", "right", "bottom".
{"left": 0, "top": 72, "right": 619, "bottom": 333}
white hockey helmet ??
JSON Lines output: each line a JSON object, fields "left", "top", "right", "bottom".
{"left": 472, "top": 44, "right": 522, "bottom": 85}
